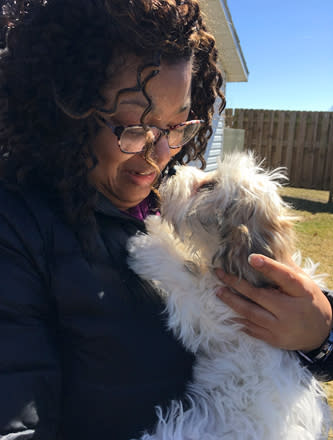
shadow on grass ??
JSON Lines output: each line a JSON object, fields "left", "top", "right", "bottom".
{"left": 282, "top": 196, "right": 333, "bottom": 214}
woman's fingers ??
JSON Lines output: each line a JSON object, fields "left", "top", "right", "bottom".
{"left": 215, "top": 255, "right": 332, "bottom": 351}
{"left": 248, "top": 254, "right": 309, "bottom": 297}
{"left": 233, "top": 318, "right": 279, "bottom": 346}
{"left": 215, "top": 270, "right": 284, "bottom": 315}
{"left": 216, "top": 285, "right": 278, "bottom": 323}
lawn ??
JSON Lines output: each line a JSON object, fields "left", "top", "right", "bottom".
{"left": 279, "top": 186, "right": 333, "bottom": 437}
{"left": 279, "top": 186, "right": 333, "bottom": 289}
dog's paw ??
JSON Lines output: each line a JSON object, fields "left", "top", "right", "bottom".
{"left": 144, "top": 214, "right": 174, "bottom": 236}
{"left": 127, "top": 227, "right": 177, "bottom": 284}
{"left": 127, "top": 232, "right": 155, "bottom": 274}
{"left": 127, "top": 218, "right": 196, "bottom": 297}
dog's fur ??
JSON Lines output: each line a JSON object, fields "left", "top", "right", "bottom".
{"left": 127, "top": 152, "right": 332, "bottom": 440}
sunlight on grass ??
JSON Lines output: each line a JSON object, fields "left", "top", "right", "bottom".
{"left": 323, "top": 383, "right": 333, "bottom": 439}
{"left": 280, "top": 186, "right": 331, "bottom": 204}
{"left": 294, "top": 215, "right": 333, "bottom": 289}
{"left": 279, "top": 187, "right": 333, "bottom": 289}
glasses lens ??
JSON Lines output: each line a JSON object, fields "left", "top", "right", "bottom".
{"left": 119, "top": 122, "right": 202, "bottom": 153}
{"left": 120, "top": 127, "right": 160, "bottom": 153}
{"left": 168, "top": 121, "right": 202, "bottom": 148}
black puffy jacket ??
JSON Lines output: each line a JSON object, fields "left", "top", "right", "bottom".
{"left": 0, "top": 183, "right": 194, "bottom": 439}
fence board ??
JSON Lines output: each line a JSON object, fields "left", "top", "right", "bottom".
{"left": 275, "top": 111, "right": 285, "bottom": 167}
{"left": 285, "top": 111, "right": 296, "bottom": 178}
{"left": 317, "top": 112, "right": 330, "bottom": 188}
{"left": 325, "top": 114, "right": 333, "bottom": 202}
{"left": 225, "top": 109, "right": 333, "bottom": 200}
{"left": 247, "top": 110, "right": 254, "bottom": 150}
{"left": 313, "top": 112, "right": 321, "bottom": 187}
{"left": 256, "top": 111, "right": 264, "bottom": 157}
{"left": 267, "top": 111, "right": 275, "bottom": 166}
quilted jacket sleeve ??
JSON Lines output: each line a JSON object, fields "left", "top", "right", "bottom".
{"left": 0, "top": 187, "right": 61, "bottom": 439}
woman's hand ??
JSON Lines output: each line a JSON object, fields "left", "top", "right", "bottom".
{"left": 215, "top": 254, "right": 332, "bottom": 352}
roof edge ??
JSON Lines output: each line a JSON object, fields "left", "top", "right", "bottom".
{"left": 200, "top": 0, "right": 249, "bottom": 82}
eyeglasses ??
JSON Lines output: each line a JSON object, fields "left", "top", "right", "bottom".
{"left": 97, "top": 115, "right": 204, "bottom": 154}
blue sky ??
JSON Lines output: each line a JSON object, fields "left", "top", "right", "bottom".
{"left": 225, "top": 1, "right": 333, "bottom": 112}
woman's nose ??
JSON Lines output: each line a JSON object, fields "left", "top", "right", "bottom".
{"left": 150, "top": 134, "right": 171, "bottom": 163}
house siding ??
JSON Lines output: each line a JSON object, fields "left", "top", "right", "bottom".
{"left": 189, "top": 70, "right": 226, "bottom": 172}
{"left": 204, "top": 114, "right": 224, "bottom": 171}
{"left": 203, "top": 70, "right": 226, "bottom": 172}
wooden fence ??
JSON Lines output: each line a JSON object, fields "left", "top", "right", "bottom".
{"left": 225, "top": 109, "right": 333, "bottom": 202}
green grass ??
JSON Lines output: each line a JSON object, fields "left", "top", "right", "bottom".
{"left": 279, "top": 187, "right": 333, "bottom": 289}
{"left": 279, "top": 187, "right": 333, "bottom": 437}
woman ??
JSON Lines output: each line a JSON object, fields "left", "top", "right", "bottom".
{"left": 0, "top": 1, "right": 331, "bottom": 439}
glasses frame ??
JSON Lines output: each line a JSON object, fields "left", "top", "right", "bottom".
{"left": 96, "top": 115, "right": 204, "bottom": 154}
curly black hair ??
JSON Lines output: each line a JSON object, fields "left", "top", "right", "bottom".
{"left": 0, "top": 0, "right": 225, "bottom": 247}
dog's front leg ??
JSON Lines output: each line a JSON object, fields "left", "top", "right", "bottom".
{"left": 128, "top": 215, "right": 211, "bottom": 352}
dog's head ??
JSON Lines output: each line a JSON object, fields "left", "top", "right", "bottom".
{"left": 160, "top": 152, "right": 296, "bottom": 287}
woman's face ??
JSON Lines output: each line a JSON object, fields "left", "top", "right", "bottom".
{"left": 89, "top": 56, "right": 193, "bottom": 210}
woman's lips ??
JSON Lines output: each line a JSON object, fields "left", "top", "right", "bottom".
{"left": 127, "top": 170, "right": 157, "bottom": 186}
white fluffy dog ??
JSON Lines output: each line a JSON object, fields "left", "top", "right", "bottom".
{"left": 127, "top": 152, "right": 332, "bottom": 440}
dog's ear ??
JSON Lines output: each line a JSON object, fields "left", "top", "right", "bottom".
{"left": 214, "top": 201, "right": 295, "bottom": 287}
{"left": 211, "top": 152, "right": 297, "bottom": 287}
{"left": 214, "top": 223, "right": 273, "bottom": 287}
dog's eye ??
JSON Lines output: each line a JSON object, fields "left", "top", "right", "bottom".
{"left": 197, "top": 180, "right": 217, "bottom": 192}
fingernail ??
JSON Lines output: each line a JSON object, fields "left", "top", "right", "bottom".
{"left": 216, "top": 286, "right": 229, "bottom": 298}
{"left": 248, "top": 254, "right": 265, "bottom": 267}
{"left": 215, "top": 268, "right": 225, "bottom": 279}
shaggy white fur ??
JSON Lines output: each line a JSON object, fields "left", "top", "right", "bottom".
{"left": 127, "top": 152, "right": 332, "bottom": 440}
